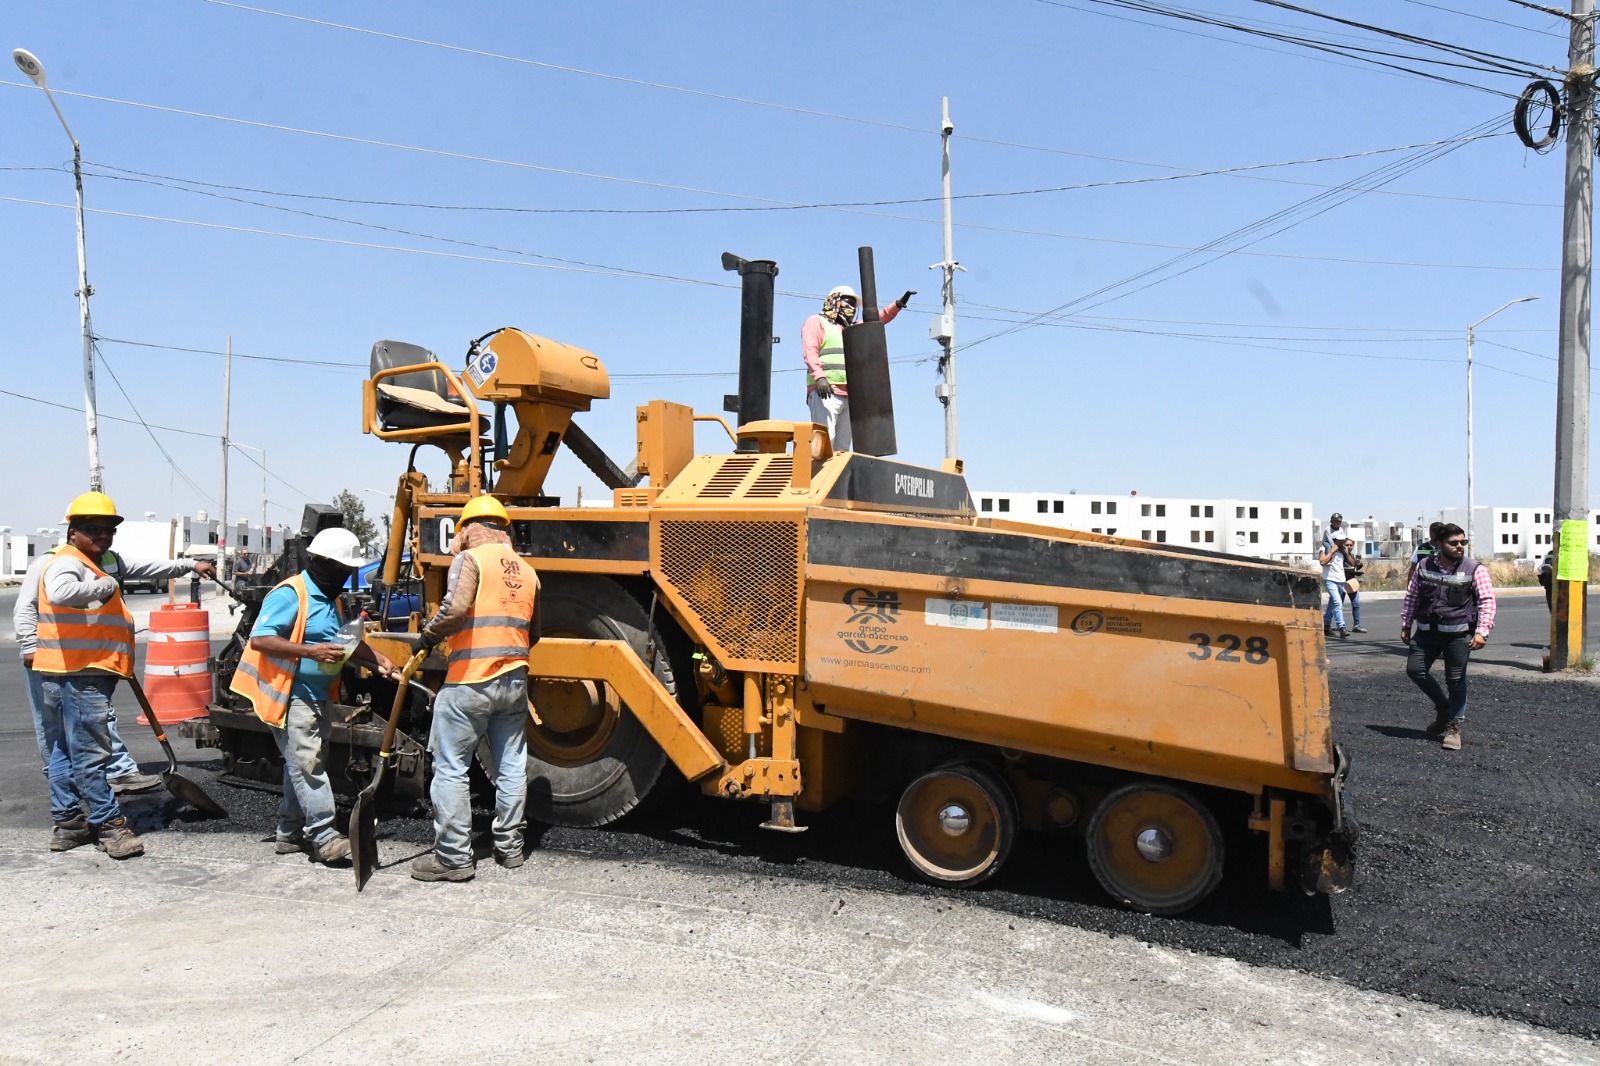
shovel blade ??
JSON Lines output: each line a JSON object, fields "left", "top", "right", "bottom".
{"left": 350, "top": 788, "right": 380, "bottom": 892}
{"left": 162, "top": 770, "right": 228, "bottom": 819}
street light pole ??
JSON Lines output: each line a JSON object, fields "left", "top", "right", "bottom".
{"left": 13, "top": 48, "right": 102, "bottom": 491}
{"left": 1465, "top": 296, "right": 1540, "bottom": 551}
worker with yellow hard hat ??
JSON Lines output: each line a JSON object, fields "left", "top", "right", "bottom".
{"left": 413, "top": 494, "right": 541, "bottom": 881}
{"left": 33, "top": 491, "right": 216, "bottom": 859}
{"left": 232, "top": 524, "right": 396, "bottom": 866}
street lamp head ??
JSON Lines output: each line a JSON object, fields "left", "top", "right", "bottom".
{"left": 12, "top": 48, "right": 47, "bottom": 87}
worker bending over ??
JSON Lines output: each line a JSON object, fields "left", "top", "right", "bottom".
{"left": 801, "top": 284, "right": 913, "bottom": 451}
{"left": 232, "top": 527, "right": 395, "bottom": 865}
{"left": 33, "top": 492, "right": 215, "bottom": 857}
{"left": 413, "top": 495, "right": 541, "bottom": 882}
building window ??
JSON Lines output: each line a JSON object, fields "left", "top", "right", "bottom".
{"left": 1156, "top": 504, "right": 1166, "bottom": 517}
{"left": 1281, "top": 507, "right": 1289, "bottom": 519}
{"left": 1204, "top": 505, "right": 1214, "bottom": 518}
{"left": 1142, "top": 504, "right": 1151, "bottom": 517}
{"left": 1053, "top": 501, "right": 1063, "bottom": 513}
{"left": 1107, "top": 528, "right": 1117, "bottom": 536}
{"left": 1190, "top": 505, "right": 1200, "bottom": 518}
{"left": 1501, "top": 512, "right": 1508, "bottom": 523}
{"left": 998, "top": 499, "right": 1010, "bottom": 513}
{"left": 1204, "top": 530, "right": 1214, "bottom": 543}
{"left": 1502, "top": 534, "right": 1509, "bottom": 544}
{"left": 1294, "top": 508, "right": 1303, "bottom": 519}
{"left": 1093, "top": 528, "right": 1102, "bottom": 534}
{"left": 1037, "top": 500, "right": 1048, "bottom": 513}
{"left": 1236, "top": 506, "right": 1245, "bottom": 519}
{"left": 1512, "top": 512, "right": 1519, "bottom": 522}
{"left": 1191, "top": 531, "right": 1201, "bottom": 543}
{"left": 1142, "top": 530, "right": 1152, "bottom": 540}
{"left": 981, "top": 498, "right": 992, "bottom": 512}
{"left": 1249, "top": 531, "right": 1259, "bottom": 543}
{"left": 1281, "top": 532, "right": 1290, "bottom": 544}
{"left": 1249, "top": 506, "right": 1258, "bottom": 519}
{"left": 1107, "top": 502, "right": 1117, "bottom": 515}
{"left": 1512, "top": 534, "right": 1519, "bottom": 544}
{"left": 1156, "top": 530, "right": 1167, "bottom": 543}
{"left": 1091, "top": 501, "right": 1102, "bottom": 514}
{"left": 1294, "top": 532, "right": 1303, "bottom": 543}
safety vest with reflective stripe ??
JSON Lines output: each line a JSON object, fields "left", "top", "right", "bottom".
{"left": 817, "top": 320, "right": 848, "bottom": 388}
{"left": 34, "top": 544, "right": 137, "bottom": 679}
{"left": 445, "top": 543, "right": 538, "bottom": 685}
{"left": 230, "top": 574, "right": 344, "bottom": 727}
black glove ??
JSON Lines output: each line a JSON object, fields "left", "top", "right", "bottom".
{"left": 813, "top": 378, "right": 834, "bottom": 399}
{"left": 897, "top": 290, "right": 917, "bottom": 309}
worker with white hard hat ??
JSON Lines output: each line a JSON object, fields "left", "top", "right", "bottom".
{"left": 231, "top": 524, "right": 396, "bottom": 866}
{"left": 800, "top": 282, "right": 915, "bottom": 451}
{"left": 32, "top": 491, "right": 216, "bottom": 859}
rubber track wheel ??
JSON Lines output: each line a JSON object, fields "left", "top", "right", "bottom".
{"left": 1086, "top": 780, "right": 1225, "bottom": 916}
{"left": 526, "top": 575, "right": 678, "bottom": 827}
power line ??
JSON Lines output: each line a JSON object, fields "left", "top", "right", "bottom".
{"left": 92, "top": 341, "right": 218, "bottom": 505}
{"left": 227, "top": 442, "right": 319, "bottom": 503}
{"left": 1248, "top": 0, "right": 1559, "bottom": 74}
{"left": 1398, "top": 0, "right": 1564, "bottom": 39}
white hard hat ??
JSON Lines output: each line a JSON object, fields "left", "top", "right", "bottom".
{"left": 307, "top": 527, "right": 363, "bottom": 567}
{"left": 827, "top": 285, "right": 858, "bottom": 301}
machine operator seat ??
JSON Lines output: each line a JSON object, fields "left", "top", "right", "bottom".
{"left": 370, "top": 339, "right": 473, "bottom": 432}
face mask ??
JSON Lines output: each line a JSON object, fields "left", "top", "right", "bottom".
{"left": 308, "top": 559, "right": 351, "bottom": 593}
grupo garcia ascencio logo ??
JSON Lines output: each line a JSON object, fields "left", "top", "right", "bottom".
{"left": 839, "top": 588, "right": 907, "bottom": 655}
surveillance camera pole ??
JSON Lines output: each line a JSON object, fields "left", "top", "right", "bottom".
{"left": 931, "top": 97, "right": 965, "bottom": 463}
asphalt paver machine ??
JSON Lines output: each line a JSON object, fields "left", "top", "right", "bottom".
{"left": 197, "top": 249, "right": 1354, "bottom": 915}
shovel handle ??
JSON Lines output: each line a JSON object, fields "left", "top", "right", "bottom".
{"left": 379, "top": 650, "right": 430, "bottom": 759}
{"left": 125, "top": 675, "right": 180, "bottom": 766}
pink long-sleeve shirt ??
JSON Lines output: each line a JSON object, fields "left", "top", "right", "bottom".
{"left": 800, "top": 302, "right": 901, "bottom": 396}
{"left": 1401, "top": 558, "right": 1496, "bottom": 637}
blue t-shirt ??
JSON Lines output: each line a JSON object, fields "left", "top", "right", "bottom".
{"left": 250, "top": 578, "right": 344, "bottom": 702}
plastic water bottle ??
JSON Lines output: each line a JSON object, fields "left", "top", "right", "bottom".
{"left": 319, "top": 612, "right": 368, "bottom": 675}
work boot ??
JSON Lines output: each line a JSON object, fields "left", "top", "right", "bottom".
{"left": 108, "top": 771, "right": 163, "bottom": 796}
{"left": 1323, "top": 626, "right": 1332, "bottom": 637}
{"left": 313, "top": 835, "right": 352, "bottom": 865}
{"left": 1338, "top": 628, "right": 1350, "bottom": 640}
{"left": 50, "top": 815, "right": 94, "bottom": 853}
{"left": 273, "top": 832, "right": 307, "bottom": 855}
{"left": 411, "top": 853, "right": 475, "bottom": 882}
{"left": 1441, "top": 721, "right": 1463, "bottom": 751}
{"left": 94, "top": 818, "right": 145, "bottom": 860}
{"left": 1424, "top": 706, "right": 1451, "bottom": 736}
{"left": 1352, "top": 627, "right": 1368, "bottom": 635}
{"left": 494, "top": 847, "right": 526, "bottom": 870}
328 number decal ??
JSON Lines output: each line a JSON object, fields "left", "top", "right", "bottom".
{"left": 1189, "top": 633, "right": 1269, "bottom": 665}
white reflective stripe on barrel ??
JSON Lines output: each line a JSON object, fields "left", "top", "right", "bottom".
{"left": 150, "top": 630, "right": 210, "bottom": 642}
{"left": 144, "top": 662, "right": 212, "bottom": 677}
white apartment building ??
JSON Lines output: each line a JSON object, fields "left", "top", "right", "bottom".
{"left": 0, "top": 529, "right": 64, "bottom": 577}
{"left": 1437, "top": 505, "right": 1600, "bottom": 562}
{"left": 971, "top": 491, "right": 1317, "bottom": 562}
{"left": 1, "top": 512, "right": 286, "bottom": 576}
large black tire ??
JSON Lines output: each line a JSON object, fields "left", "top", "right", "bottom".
{"left": 526, "top": 575, "right": 681, "bottom": 827}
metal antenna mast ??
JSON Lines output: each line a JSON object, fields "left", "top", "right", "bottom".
{"left": 931, "top": 97, "right": 964, "bottom": 462}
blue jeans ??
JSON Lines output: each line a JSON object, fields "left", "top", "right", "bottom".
{"left": 1406, "top": 632, "right": 1473, "bottom": 722}
{"left": 25, "top": 663, "right": 139, "bottom": 784}
{"left": 271, "top": 698, "right": 339, "bottom": 847}
{"left": 1323, "top": 578, "right": 1346, "bottom": 630}
{"left": 428, "top": 670, "right": 529, "bottom": 868}
{"left": 1343, "top": 588, "right": 1361, "bottom": 628}
{"left": 38, "top": 673, "right": 123, "bottom": 826}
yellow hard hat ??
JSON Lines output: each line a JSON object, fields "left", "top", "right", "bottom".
{"left": 459, "top": 495, "right": 509, "bottom": 525}
{"left": 63, "top": 491, "right": 124, "bottom": 526}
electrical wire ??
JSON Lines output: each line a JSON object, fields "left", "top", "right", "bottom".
{"left": 1398, "top": 0, "right": 1564, "bottom": 39}
{"left": 92, "top": 340, "right": 218, "bottom": 505}
{"left": 227, "top": 442, "right": 318, "bottom": 503}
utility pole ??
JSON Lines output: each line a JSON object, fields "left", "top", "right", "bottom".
{"left": 931, "top": 97, "right": 963, "bottom": 462}
{"left": 1551, "top": 0, "right": 1594, "bottom": 670}
{"left": 219, "top": 336, "right": 231, "bottom": 564}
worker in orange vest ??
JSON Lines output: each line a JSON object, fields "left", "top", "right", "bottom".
{"left": 231, "top": 526, "right": 395, "bottom": 865}
{"left": 34, "top": 492, "right": 216, "bottom": 858}
{"left": 412, "top": 495, "right": 541, "bottom": 882}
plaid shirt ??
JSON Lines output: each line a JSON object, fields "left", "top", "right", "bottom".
{"left": 1402, "top": 558, "right": 1496, "bottom": 637}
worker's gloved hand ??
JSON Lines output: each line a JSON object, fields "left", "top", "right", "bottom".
{"left": 897, "top": 290, "right": 917, "bottom": 309}
{"left": 813, "top": 378, "right": 834, "bottom": 399}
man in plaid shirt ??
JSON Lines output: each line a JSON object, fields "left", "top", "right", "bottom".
{"left": 1401, "top": 521, "right": 1496, "bottom": 751}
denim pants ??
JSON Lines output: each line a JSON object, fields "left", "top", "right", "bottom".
{"left": 25, "top": 664, "right": 138, "bottom": 783}
{"left": 271, "top": 698, "right": 339, "bottom": 847}
{"left": 38, "top": 673, "right": 123, "bottom": 826}
{"left": 1406, "top": 632, "right": 1473, "bottom": 722}
{"left": 429, "top": 670, "right": 529, "bottom": 869}
{"left": 1323, "top": 578, "right": 1346, "bottom": 630}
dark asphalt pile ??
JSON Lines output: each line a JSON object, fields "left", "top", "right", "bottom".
{"left": 156, "top": 667, "right": 1600, "bottom": 1040}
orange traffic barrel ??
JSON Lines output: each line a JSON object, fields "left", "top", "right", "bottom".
{"left": 139, "top": 603, "right": 212, "bottom": 723}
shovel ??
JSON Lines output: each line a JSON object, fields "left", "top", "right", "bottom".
{"left": 125, "top": 675, "right": 229, "bottom": 819}
{"left": 352, "top": 648, "right": 432, "bottom": 891}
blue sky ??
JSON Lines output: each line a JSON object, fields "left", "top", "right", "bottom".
{"left": 0, "top": 1, "right": 1580, "bottom": 535}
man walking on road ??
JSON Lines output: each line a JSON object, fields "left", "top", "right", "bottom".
{"left": 1401, "top": 522, "right": 1496, "bottom": 751}
{"left": 801, "top": 283, "right": 914, "bottom": 451}
{"left": 232, "top": 527, "right": 395, "bottom": 865}
{"left": 1319, "top": 513, "right": 1350, "bottom": 639}
{"left": 413, "top": 495, "right": 541, "bottom": 882}
{"left": 32, "top": 492, "right": 215, "bottom": 857}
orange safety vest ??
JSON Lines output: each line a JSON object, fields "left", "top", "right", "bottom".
{"left": 230, "top": 573, "right": 344, "bottom": 728}
{"left": 445, "top": 543, "right": 538, "bottom": 685}
{"left": 34, "top": 544, "right": 137, "bottom": 679}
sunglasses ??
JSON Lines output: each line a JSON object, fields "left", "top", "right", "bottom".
{"left": 76, "top": 525, "right": 118, "bottom": 537}
{"left": 1443, "top": 539, "right": 1466, "bottom": 547}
